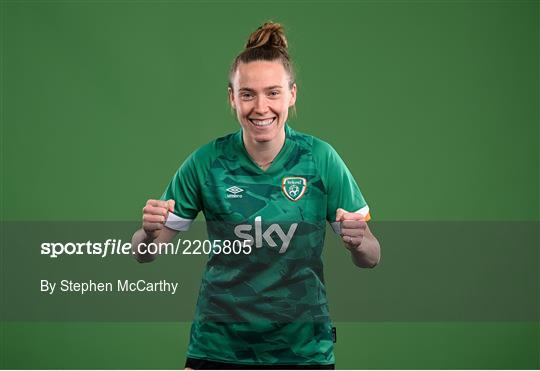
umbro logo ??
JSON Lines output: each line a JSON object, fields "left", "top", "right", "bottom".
{"left": 226, "top": 186, "right": 244, "bottom": 199}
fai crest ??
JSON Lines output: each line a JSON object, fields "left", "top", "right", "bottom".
{"left": 282, "top": 177, "right": 307, "bottom": 201}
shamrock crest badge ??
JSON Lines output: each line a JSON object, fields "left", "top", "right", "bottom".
{"left": 281, "top": 177, "right": 307, "bottom": 201}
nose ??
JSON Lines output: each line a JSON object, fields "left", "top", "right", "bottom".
{"left": 253, "top": 96, "right": 269, "bottom": 115}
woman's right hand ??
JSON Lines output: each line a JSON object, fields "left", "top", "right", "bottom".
{"left": 142, "top": 199, "right": 175, "bottom": 240}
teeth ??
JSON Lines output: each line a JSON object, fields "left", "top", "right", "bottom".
{"left": 250, "top": 118, "right": 275, "bottom": 127}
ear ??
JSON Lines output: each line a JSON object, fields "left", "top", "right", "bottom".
{"left": 228, "top": 87, "right": 236, "bottom": 110}
{"left": 288, "top": 83, "right": 297, "bottom": 107}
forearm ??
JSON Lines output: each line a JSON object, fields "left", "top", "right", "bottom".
{"left": 350, "top": 235, "right": 380, "bottom": 268}
{"left": 132, "top": 225, "right": 178, "bottom": 263}
{"left": 131, "top": 228, "right": 157, "bottom": 263}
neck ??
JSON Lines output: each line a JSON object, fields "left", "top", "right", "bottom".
{"left": 243, "top": 129, "right": 286, "bottom": 170}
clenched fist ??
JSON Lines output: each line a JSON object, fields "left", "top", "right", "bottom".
{"left": 336, "top": 208, "right": 367, "bottom": 251}
{"left": 142, "top": 199, "right": 175, "bottom": 240}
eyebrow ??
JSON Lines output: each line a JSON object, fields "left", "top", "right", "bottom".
{"left": 238, "top": 85, "right": 283, "bottom": 92}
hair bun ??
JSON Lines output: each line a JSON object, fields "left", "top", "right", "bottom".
{"left": 245, "top": 21, "right": 288, "bottom": 52}
{"left": 229, "top": 21, "right": 295, "bottom": 90}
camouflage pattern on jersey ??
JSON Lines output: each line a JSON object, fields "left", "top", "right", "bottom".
{"left": 161, "top": 125, "right": 367, "bottom": 365}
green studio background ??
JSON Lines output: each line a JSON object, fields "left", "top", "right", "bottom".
{"left": 1, "top": 0, "right": 538, "bottom": 369}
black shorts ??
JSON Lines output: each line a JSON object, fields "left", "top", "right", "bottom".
{"left": 185, "top": 357, "right": 335, "bottom": 370}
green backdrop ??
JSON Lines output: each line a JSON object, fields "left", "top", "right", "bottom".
{"left": 1, "top": 0, "right": 538, "bottom": 369}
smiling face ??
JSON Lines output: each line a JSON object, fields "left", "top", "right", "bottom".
{"left": 229, "top": 60, "right": 297, "bottom": 146}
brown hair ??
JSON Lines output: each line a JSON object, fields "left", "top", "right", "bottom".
{"left": 228, "top": 22, "right": 295, "bottom": 90}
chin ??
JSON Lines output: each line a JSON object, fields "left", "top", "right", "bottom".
{"left": 243, "top": 124, "right": 281, "bottom": 142}
{"left": 254, "top": 135, "right": 273, "bottom": 143}
{"left": 246, "top": 131, "right": 272, "bottom": 142}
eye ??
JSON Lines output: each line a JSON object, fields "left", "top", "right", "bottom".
{"left": 240, "top": 92, "right": 254, "bottom": 100}
{"left": 268, "top": 90, "right": 280, "bottom": 98}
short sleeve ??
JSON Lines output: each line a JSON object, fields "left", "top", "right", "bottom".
{"left": 312, "top": 138, "right": 371, "bottom": 233}
{"left": 160, "top": 152, "right": 202, "bottom": 231}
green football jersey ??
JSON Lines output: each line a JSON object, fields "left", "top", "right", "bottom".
{"left": 161, "top": 125, "right": 370, "bottom": 365}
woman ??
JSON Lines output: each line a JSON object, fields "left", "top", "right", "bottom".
{"left": 132, "top": 22, "right": 381, "bottom": 370}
